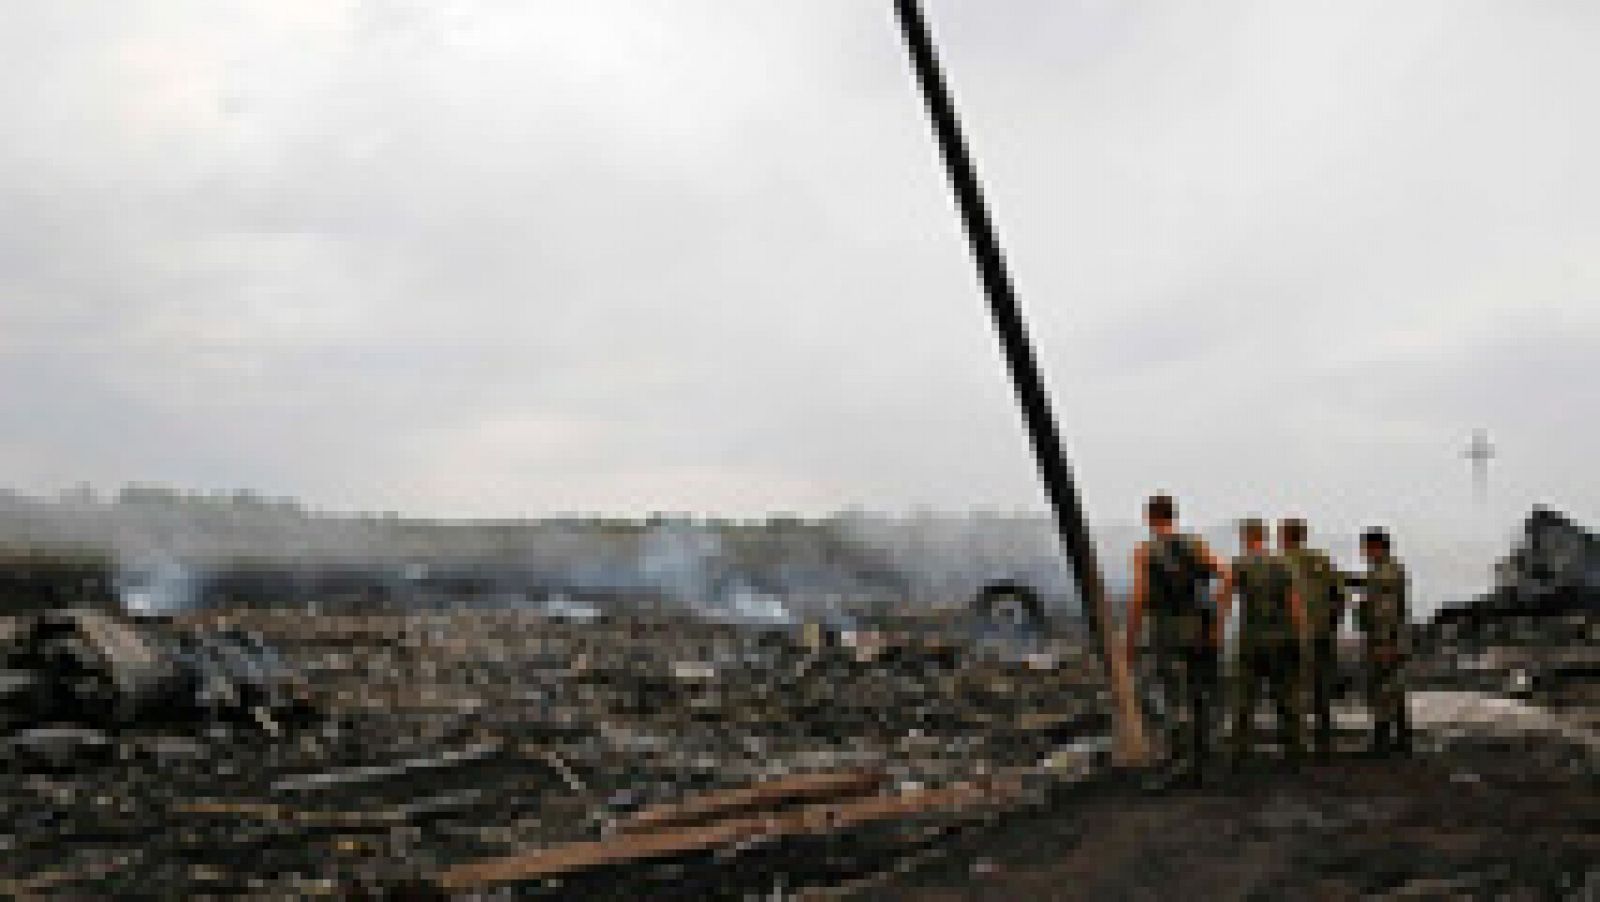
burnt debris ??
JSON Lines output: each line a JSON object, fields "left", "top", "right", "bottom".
{"left": 0, "top": 508, "right": 1593, "bottom": 896}
{"left": 0, "top": 609, "right": 313, "bottom": 729}
{"left": 0, "top": 605, "right": 1111, "bottom": 896}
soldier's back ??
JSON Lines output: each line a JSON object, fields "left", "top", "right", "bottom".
{"left": 1146, "top": 533, "right": 1214, "bottom": 649}
{"left": 1233, "top": 551, "right": 1295, "bottom": 651}
{"left": 1283, "top": 547, "right": 1340, "bottom": 637}
{"left": 1360, "top": 556, "right": 1409, "bottom": 652}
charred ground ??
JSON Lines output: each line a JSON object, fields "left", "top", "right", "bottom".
{"left": 0, "top": 508, "right": 1593, "bottom": 898}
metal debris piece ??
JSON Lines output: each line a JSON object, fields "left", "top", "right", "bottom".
{"left": 5, "top": 726, "right": 113, "bottom": 770}
{"left": 270, "top": 741, "right": 501, "bottom": 794}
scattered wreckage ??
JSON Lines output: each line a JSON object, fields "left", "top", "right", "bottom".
{"left": 0, "top": 601, "right": 1111, "bottom": 896}
{"left": 0, "top": 510, "right": 1593, "bottom": 895}
{"left": 1419, "top": 507, "right": 1599, "bottom": 705}
{"left": 0, "top": 607, "right": 314, "bottom": 733}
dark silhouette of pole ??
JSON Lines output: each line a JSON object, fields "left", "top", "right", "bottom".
{"left": 892, "top": 0, "right": 1148, "bottom": 762}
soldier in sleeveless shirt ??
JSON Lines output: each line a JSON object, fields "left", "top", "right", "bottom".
{"left": 1216, "top": 517, "right": 1307, "bottom": 767}
{"left": 1125, "top": 494, "right": 1227, "bottom": 779}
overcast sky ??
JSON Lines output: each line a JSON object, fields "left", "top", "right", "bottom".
{"left": 1, "top": 1, "right": 1595, "bottom": 551}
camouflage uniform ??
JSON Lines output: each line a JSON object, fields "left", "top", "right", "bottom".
{"left": 1281, "top": 547, "right": 1345, "bottom": 755}
{"left": 1357, "top": 555, "right": 1411, "bottom": 752}
{"left": 1229, "top": 551, "right": 1304, "bottom": 762}
{"left": 1143, "top": 534, "right": 1220, "bottom": 771}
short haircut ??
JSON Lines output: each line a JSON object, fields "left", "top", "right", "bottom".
{"left": 1145, "top": 494, "right": 1176, "bottom": 523}
{"left": 1239, "top": 517, "right": 1267, "bottom": 541}
{"left": 1279, "top": 517, "right": 1307, "bottom": 545}
{"left": 1361, "top": 527, "right": 1391, "bottom": 551}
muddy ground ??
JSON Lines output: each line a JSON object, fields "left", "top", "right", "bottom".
{"left": 880, "top": 738, "right": 1595, "bottom": 900}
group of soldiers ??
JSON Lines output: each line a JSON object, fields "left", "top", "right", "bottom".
{"left": 1124, "top": 493, "right": 1412, "bottom": 781}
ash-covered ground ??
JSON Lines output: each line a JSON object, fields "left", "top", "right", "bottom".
{"left": 0, "top": 608, "right": 1108, "bottom": 897}
{"left": 0, "top": 600, "right": 1594, "bottom": 900}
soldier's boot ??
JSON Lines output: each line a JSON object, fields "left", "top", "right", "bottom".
{"left": 1312, "top": 724, "right": 1333, "bottom": 761}
{"left": 1229, "top": 703, "right": 1256, "bottom": 773}
{"left": 1308, "top": 688, "right": 1331, "bottom": 758}
{"left": 1283, "top": 722, "right": 1306, "bottom": 767}
{"left": 1311, "top": 665, "right": 1334, "bottom": 759}
{"left": 1393, "top": 701, "right": 1414, "bottom": 756}
{"left": 1192, "top": 699, "right": 1213, "bottom": 776}
{"left": 1364, "top": 682, "right": 1387, "bottom": 755}
{"left": 1313, "top": 691, "right": 1334, "bottom": 758}
{"left": 1276, "top": 694, "right": 1305, "bottom": 769}
{"left": 1287, "top": 734, "right": 1306, "bottom": 768}
{"left": 1381, "top": 725, "right": 1402, "bottom": 756}
{"left": 1392, "top": 731, "right": 1412, "bottom": 756}
{"left": 1226, "top": 725, "right": 1246, "bottom": 770}
{"left": 1148, "top": 720, "right": 1201, "bottom": 790}
{"left": 1368, "top": 721, "right": 1394, "bottom": 757}
{"left": 1168, "top": 753, "right": 1203, "bottom": 788}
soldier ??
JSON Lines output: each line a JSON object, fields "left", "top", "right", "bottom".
{"left": 1278, "top": 517, "right": 1346, "bottom": 759}
{"left": 1356, "top": 527, "right": 1412, "bottom": 756}
{"left": 1216, "top": 517, "right": 1306, "bottom": 768}
{"left": 1125, "top": 494, "right": 1226, "bottom": 782}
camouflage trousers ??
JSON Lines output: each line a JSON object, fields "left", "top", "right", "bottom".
{"left": 1301, "top": 636, "right": 1339, "bottom": 753}
{"left": 1365, "top": 653, "right": 1411, "bottom": 748}
{"left": 1151, "top": 642, "right": 1219, "bottom": 769}
{"left": 1232, "top": 643, "right": 1304, "bottom": 761}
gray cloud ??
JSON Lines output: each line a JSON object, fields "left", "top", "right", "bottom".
{"left": 0, "top": 0, "right": 1594, "bottom": 576}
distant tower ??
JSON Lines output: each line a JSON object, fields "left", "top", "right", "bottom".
{"left": 1464, "top": 429, "right": 1495, "bottom": 503}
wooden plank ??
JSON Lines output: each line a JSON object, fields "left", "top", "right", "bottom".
{"left": 616, "top": 770, "right": 886, "bottom": 835}
{"left": 437, "top": 779, "right": 1021, "bottom": 890}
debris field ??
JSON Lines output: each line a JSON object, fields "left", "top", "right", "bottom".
{"left": 2, "top": 504, "right": 1595, "bottom": 898}
{"left": 2, "top": 609, "right": 1117, "bottom": 897}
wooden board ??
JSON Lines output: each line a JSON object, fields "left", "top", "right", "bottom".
{"left": 617, "top": 769, "right": 886, "bottom": 834}
{"left": 437, "top": 779, "right": 1022, "bottom": 890}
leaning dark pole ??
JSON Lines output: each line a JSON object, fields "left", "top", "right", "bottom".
{"left": 892, "top": 0, "right": 1148, "bottom": 763}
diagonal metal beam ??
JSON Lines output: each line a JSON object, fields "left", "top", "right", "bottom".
{"left": 890, "top": 0, "right": 1148, "bottom": 764}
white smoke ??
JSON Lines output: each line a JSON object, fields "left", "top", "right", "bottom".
{"left": 0, "top": 487, "right": 1541, "bottom": 621}
{"left": 118, "top": 553, "right": 196, "bottom": 615}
